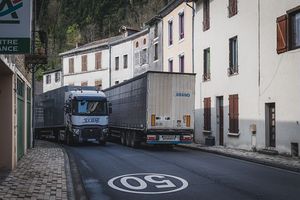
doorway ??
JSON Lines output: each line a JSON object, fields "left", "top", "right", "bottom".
{"left": 217, "top": 96, "right": 224, "bottom": 146}
{"left": 265, "top": 103, "right": 276, "bottom": 147}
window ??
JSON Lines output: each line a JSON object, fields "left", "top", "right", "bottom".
{"left": 154, "top": 43, "right": 158, "bottom": 61}
{"left": 55, "top": 72, "right": 60, "bottom": 83}
{"left": 203, "top": 0, "right": 210, "bottom": 31}
{"left": 81, "top": 81, "right": 88, "bottom": 86}
{"left": 136, "top": 41, "right": 139, "bottom": 48}
{"left": 168, "top": 20, "right": 173, "bottom": 45}
{"left": 95, "top": 80, "right": 102, "bottom": 90}
{"left": 168, "top": 59, "right": 173, "bottom": 72}
{"left": 154, "top": 23, "right": 158, "bottom": 38}
{"left": 179, "top": 12, "right": 185, "bottom": 39}
{"left": 289, "top": 9, "right": 300, "bottom": 50}
{"left": 115, "top": 81, "right": 119, "bottom": 85}
{"left": 143, "top": 38, "right": 147, "bottom": 45}
{"left": 115, "top": 57, "right": 119, "bottom": 70}
{"left": 203, "top": 48, "right": 211, "bottom": 81}
{"left": 123, "top": 55, "right": 128, "bottom": 69}
{"left": 228, "top": 0, "right": 238, "bottom": 17}
{"left": 69, "top": 58, "right": 74, "bottom": 73}
{"left": 140, "top": 48, "right": 148, "bottom": 65}
{"left": 203, "top": 97, "right": 211, "bottom": 131}
{"left": 95, "top": 52, "right": 102, "bottom": 70}
{"left": 46, "top": 75, "right": 51, "bottom": 84}
{"left": 228, "top": 36, "right": 238, "bottom": 75}
{"left": 179, "top": 54, "right": 184, "bottom": 73}
{"left": 229, "top": 94, "right": 239, "bottom": 133}
{"left": 277, "top": 6, "right": 300, "bottom": 53}
{"left": 81, "top": 55, "right": 87, "bottom": 72}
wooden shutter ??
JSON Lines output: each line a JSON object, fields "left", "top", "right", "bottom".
{"left": 229, "top": 94, "right": 239, "bottom": 133}
{"left": 82, "top": 55, "right": 87, "bottom": 71}
{"left": 203, "top": 0, "right": 210, "bottom": 31}
{"left": 203, "top": 98, "right": 211, "bottom": 131}
{"left": 277, "top": 15, "right": 288, "bottom": 54}
{"left": 69, "top": 58, "right": 74, "bottom": 73}
{"left": 228, "top": 0, "right": 237, "bottom": 17}
{"left": 95, "top": 52, "right": 102, "bottom": 69}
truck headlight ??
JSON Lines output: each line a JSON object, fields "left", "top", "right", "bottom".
{"left": 102, "top": 128, "right": 108, "bottom": 133}
{"left": 72, "top": 128, "right": 80, "bottom": 135}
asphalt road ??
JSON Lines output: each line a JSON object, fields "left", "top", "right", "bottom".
{"left": 66, "top": 143, "right": 300, "bottom": 200}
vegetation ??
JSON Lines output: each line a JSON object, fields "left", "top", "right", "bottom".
{"left": 37, "top": 0, "right": 169, "bottom": 71}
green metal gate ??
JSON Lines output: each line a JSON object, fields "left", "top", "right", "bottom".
{"left": 27, "top": 87, "right": 31, "bottom": 148}
{"left": 17, "top": 78, "right": 25, "bottom": 160}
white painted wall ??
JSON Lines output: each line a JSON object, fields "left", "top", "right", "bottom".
{"left": 258, "top": 0, "right": 300, "bottom": 153}
{"left": 194, "top": 0, "right": 260, "bottom": 150}
{"left": 132, "top": 31, "right": 150, "bottom": 76}
{"left": 62, "top": 49, "right": 110, "bottom": 89}
{"left": 194, "top": 0, "right": 300, "bottom": 155}
{"left": 111, "top": 40, "right": 133, "bottom": 85}
{"left": 43, "top": 71, "right": 62, "bottom": 93}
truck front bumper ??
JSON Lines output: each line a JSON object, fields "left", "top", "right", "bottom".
{"left": 73, "top": 126, "right": 108, "bottom": 143}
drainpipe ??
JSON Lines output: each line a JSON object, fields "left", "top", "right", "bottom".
{"left": 186, "top": 0, "right": 196, "bottom": 142}
{"left": 186, "top": 1, "right": 195, "bottom": 73}
{"left": 108, "top": 43, "right": 112, "bottom": 87}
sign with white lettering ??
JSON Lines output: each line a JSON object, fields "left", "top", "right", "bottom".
{"left": 0, "top": 0, "right": 31, "bottom": 54}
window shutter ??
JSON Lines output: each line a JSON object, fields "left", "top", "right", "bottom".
{"left": 277, "top": 15, "right": 288, "bottom": 54}
{"left": 233, "top": 95, "right": 239, "bottom": 133}
{"left": 203, "top": 98, "right": 211, "bottom": 131}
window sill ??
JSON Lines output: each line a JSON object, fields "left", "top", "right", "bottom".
{"left": 153, "top": 59, "right": 159, "bottom": 63}
{"left": 178, "top": 38, "right": 185, "bottom": 44}
{"left": 228, "top": 72, "right": 239, "bottom": 77}
{"left": 227, "top": 132, "right": 240, "bottom": 137}
{"left": 202, "top": 79, "right": 211, "bottom": 82}
{"left": 203, "top": 130, "right": 212, "bottom": 134}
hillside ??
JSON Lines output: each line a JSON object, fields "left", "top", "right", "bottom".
{"left": 37, "top": 0, "right": 169, "bottom": 71}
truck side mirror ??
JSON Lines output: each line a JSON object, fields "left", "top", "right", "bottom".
{"left": 109, "top": 103, "right": 112, "bottom": 114}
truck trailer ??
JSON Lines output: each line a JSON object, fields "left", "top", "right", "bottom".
{"left": 104, "top": 71, "right": 195, "bottom": 147}
{"left": 35, "top": 86, "right": 109, "bottom": 145}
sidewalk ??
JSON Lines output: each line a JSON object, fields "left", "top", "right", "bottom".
{"left": 179, "top": 143, "right": 300, "bottom": 173}
{"left": 0, "top": 140, "right": 71, "bottom": 200}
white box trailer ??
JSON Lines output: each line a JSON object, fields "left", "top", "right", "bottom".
{"left": 104, "top": 71, "right": 195, "bottom": 147}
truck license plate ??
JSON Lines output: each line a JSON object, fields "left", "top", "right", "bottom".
{"left": 159, "top": 135, "right": 180, "bottom": 141}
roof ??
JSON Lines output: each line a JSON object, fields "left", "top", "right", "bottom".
{"left": 59, "top": 28, "right": 150, "bottom": 57}
{"left": 59, "top": 35, "right": 123, "bottom": 57}
{"left": 69, "top": 90, "right": 106, "bottom": 98}
{"left": 145, "top": 0, "right": 187, "bottom": 25}
{"left": 43, "top": 68, "right": 62, "bottom": 75}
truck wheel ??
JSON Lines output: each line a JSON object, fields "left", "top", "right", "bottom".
{"left": 121, "top": 132, "right": 126, "bottom": 145}
{"left": 130, "top": 132, "right": 139, "bottom": 148}
{"left": 126, "top": 132, "right": 131, "bottom": 146}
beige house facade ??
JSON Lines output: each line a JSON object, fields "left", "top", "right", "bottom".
{"left": 162, "top": 0, "right": 194, "bottom": 73}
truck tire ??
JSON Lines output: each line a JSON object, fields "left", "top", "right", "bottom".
{"left": 130, "top": 132, "right": 139, "bottom": 148}
{"left": 126, "top": 132, "right": 131, "bottom": 147}
{"left": 121, "top": 132, "right": 126, "bottom": 145}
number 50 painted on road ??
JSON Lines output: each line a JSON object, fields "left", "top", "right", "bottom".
{"left": 108, "top": 173, "right": 188, "bottom": 194}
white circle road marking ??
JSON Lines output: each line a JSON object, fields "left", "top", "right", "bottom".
{"left": 107, "top": 173, "right": 188, "bottom": 194}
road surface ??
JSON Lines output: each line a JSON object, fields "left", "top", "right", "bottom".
{"left": 66, "top": 143, "right": 300, "bottom": 200}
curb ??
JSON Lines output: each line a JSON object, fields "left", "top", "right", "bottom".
{"left": 63, "top": 147, "right": 75, "bottom": 200}
{"left": 178, "top": 145, "right": 300, "bottom": 173}
{"left": 64, "top": 146, "right": 89, "bottom": 200}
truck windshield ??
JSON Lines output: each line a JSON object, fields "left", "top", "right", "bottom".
{"left": 72, "top": 100, "right": 108, "bottom": 116}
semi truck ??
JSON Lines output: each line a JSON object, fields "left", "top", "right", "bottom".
{"left": 35, "top": 86, "right": 109, "bottom": 145}
{"left": 104, "top": 71, "right": 195, "bottom": 147}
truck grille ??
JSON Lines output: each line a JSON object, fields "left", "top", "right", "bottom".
{"left": 81, "top": 128, "right": 101, "bottom": 138}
